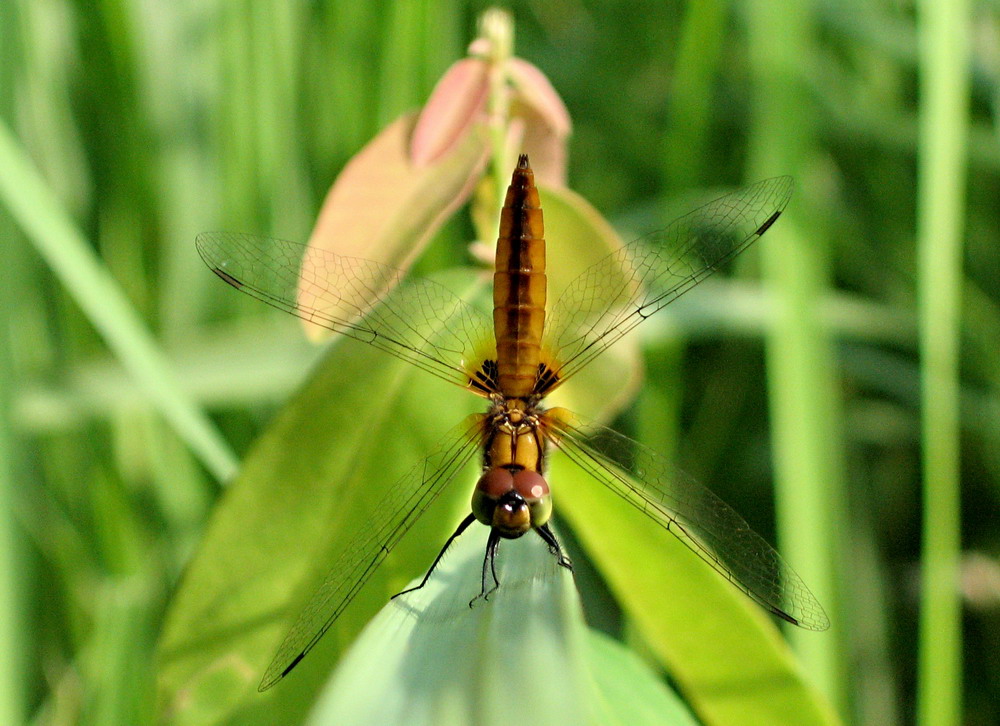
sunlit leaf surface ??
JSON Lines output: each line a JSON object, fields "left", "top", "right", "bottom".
{"left": 550, "top": 454, "right": 839, "bottom": 726}
{"left": 305, "top": 526, "right": 587, "bottom": 726}
{"left": 156, "top": 271, "right": 486, "bottom": 725}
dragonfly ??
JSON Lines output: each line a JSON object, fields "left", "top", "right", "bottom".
{"left": 196, "top": 155, "right": 830, "bottom": 692}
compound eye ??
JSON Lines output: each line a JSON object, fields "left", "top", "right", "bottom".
{"left": 512, "top": 470, "right": 549, "bottom": 501}
{"left": 477, "top": 468, "right": 514, "bottom": 499}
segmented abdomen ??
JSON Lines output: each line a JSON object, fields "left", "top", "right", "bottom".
{"left": 493, "top": 156, "right": 546, "bottom": 398}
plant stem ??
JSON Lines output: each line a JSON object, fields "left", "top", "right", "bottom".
{"left": 745, "top": 0, "right": 845, "bottom": 708}
{"left": 915, "top": 0, "right": 970, "bottom": 723}
{"left": 480, "top": 7, "right": 514, "bottom": 211}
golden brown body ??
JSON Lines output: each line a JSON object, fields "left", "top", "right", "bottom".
{"left": 194, "top": 155, "right": 817, "bottom": 692}
{"left": 493, "top": 156, "right": 547, "bottom": 399}
{"left": 468, "top": 157, "right": 555, "bottom": 540}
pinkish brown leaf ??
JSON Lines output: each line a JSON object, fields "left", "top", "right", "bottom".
{"left": 410, "top": 58, "right": 489, "bottom": 167}
{"left": 300, "top": 112, "right": 488, "bottom": 340}
{"left": 508, "top": 59, "right": 572, "bottom": 186}
{"left": 508, "top": 107, "right": 569, "bottom": 188}
{"left": 508, "top": 59, "right": 571, "bottom": 138}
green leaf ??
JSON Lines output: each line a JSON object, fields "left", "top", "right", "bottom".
{"left": 304, "top": 525, "right": 588, "bottom": 726}
{"left": 155, "top": 270, "right": 487, "bottom": 725}
{"left": 549, "top": 454, "right": 840, "bottom": 726}
{"left": 537, "top": 183, "right": 642, "bottom": 425}
{"left": 299, "top": 522, "right": 703, "bottom": 726}
{"left": 586, "top": 630, "right": 699, "bottom": 726}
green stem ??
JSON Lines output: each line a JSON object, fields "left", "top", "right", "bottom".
{"left": 663, "top": 0, "right": 726, "bottom": 189}
{"left": 915, "top": 0, "right": 970, "bottom": 723}
{"left": 745, "top": 0, "right": 844, "bottom": 708}
{"left": 480, "top": 7, "right": 514, "bottom": 210}
{"left": 0, "top": 233, "right": 25, "bottom": 726}
{"left": 0, "top": 121, "right": 239, "bottom": 482}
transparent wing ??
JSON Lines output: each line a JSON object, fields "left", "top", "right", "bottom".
{"left": 259, "top": 415, "right": 485, "bottom": 691}
{"left": 196, "top": 232, "right": 494, "bottom": 393}
{"left": 547, "top": 409, "right": 829, "bottom": 631}
{"left": 543, "top": 177, "right": 792, "bottom": 390}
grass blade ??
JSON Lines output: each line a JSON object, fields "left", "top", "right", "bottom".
{"left": 915, "top": 0, "right": 971, "bottom": 723}
{"left": 0, "top": 120, "right": 238, "bottom": 481}
{"left": 744, "top": 0, "right": 845, "bottom": 706}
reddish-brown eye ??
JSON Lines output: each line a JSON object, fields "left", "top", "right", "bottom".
{"left": 477, "top": 468, "right": 514, "bottom": 499}
{"left": 512, "top": 470, "right": 548, "bottom": 501}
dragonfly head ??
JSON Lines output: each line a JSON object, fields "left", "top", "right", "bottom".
{"left": 472, "top": 467, "right": 552, "bottom": 538}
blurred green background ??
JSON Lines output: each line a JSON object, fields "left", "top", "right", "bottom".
{"left": 1, "top": 0, "right": 997, "bottom": 724}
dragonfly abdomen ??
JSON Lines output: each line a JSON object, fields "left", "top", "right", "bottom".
{"left": 493, "top": 155, "right": 546, "bottom": 398}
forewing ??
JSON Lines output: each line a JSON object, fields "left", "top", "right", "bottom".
{"left": 258, "top": 415, "right": 485, "bottom": 690}
{"left": 546, "top": 410, "right": 829, "bottom": 631}
{"left": 196, "top": 232, "right": 494, "bottom": 393}
{"left": 542, "top": 177, "right": 792, "bottom": 389}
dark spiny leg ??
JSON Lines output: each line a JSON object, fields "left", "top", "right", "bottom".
{"left": 470, "top": 529, "right": 502, "bottom": 607}
{"left": 485, "top": 534, "right": 502, "bottom": 599}
{"left": 536, "top": 523, "right": 573, "bottom": 571}
{"left": 393, "top": 513, "right": 476, "bottom": 599}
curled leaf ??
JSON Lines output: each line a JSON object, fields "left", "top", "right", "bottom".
{"left": 411, "top": 58, "right": 490, "bottom": 167}
{"left": 301, "top": 113, "right": 488, "bottom": 340}
{"left": 508, "top": 58, "right": 572, "bottom": 185}
{"left": 508, "top": 58, "right": 572, "bottom": 139}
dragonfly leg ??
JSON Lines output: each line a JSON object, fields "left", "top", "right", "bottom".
{"left": 471, "top": 529, "right": 503, "bottom": 607}
{"left": 536, "top": 523, "right": 573, "bottom": 571}
{"left": 392, "top": 513, "right": 476, "bottom": 600}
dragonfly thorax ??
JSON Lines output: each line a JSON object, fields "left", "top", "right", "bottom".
{"left": 483, "top": 398, "right": 545, "bottom": 471}
{"left": 473, "top": 397, "right": 552, "bottom": 538}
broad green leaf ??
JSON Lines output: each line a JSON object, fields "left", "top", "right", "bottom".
{"left": 586, "top": 629, "right": 699, "bottom": 726}
{"left": 538, "top": 183, "right": 642, "bottom": 425}
{"left": 301, "top": 520, "right": 704, "bottom": 726}
{"left": 305, "top": 525, "right": 588, "bottom": 726}
{"left": 549, "top": 454, "right": 840, "bottom": 726}
{"left": 156, "top": 270, "right": 488, "bottom": 725}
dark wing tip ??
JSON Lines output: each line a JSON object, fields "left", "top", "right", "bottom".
{"left": 282, "top": 652, "right": 305, "bottom": 678}
{"left": 211, "top": 267, "right": 244, "bottom": 289}
{"left": 257, "top": 650, "right": 305, "bottom": 692}
{"left": 769, "top": 601, "right": 831, "bottom": 632}
{"left": 517, "top": 153, "right": 529, "bottom": 168}
{"left": 754, "top": 209, "right": 783, "bottom": 237}
{"left": 771, "top": 607, "right": 801, "bottom": 627}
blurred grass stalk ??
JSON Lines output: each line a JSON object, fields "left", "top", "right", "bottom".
{"left": 0, "top": 121, "right": 238, "bottom": 482}
{"left": 0, "top": 3, "right": 24, "bottom": 720}
{"left": 915, "top": 0, "right": 971, "bottom": 724}
{"left": 746, "top": 0, "right": 845, "bottom": 711}
{"left": 662, "top": 0, "right": 726, "bottom": 190}
{"left": 0, "top": 235, "right": 25, "bottom": 726}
